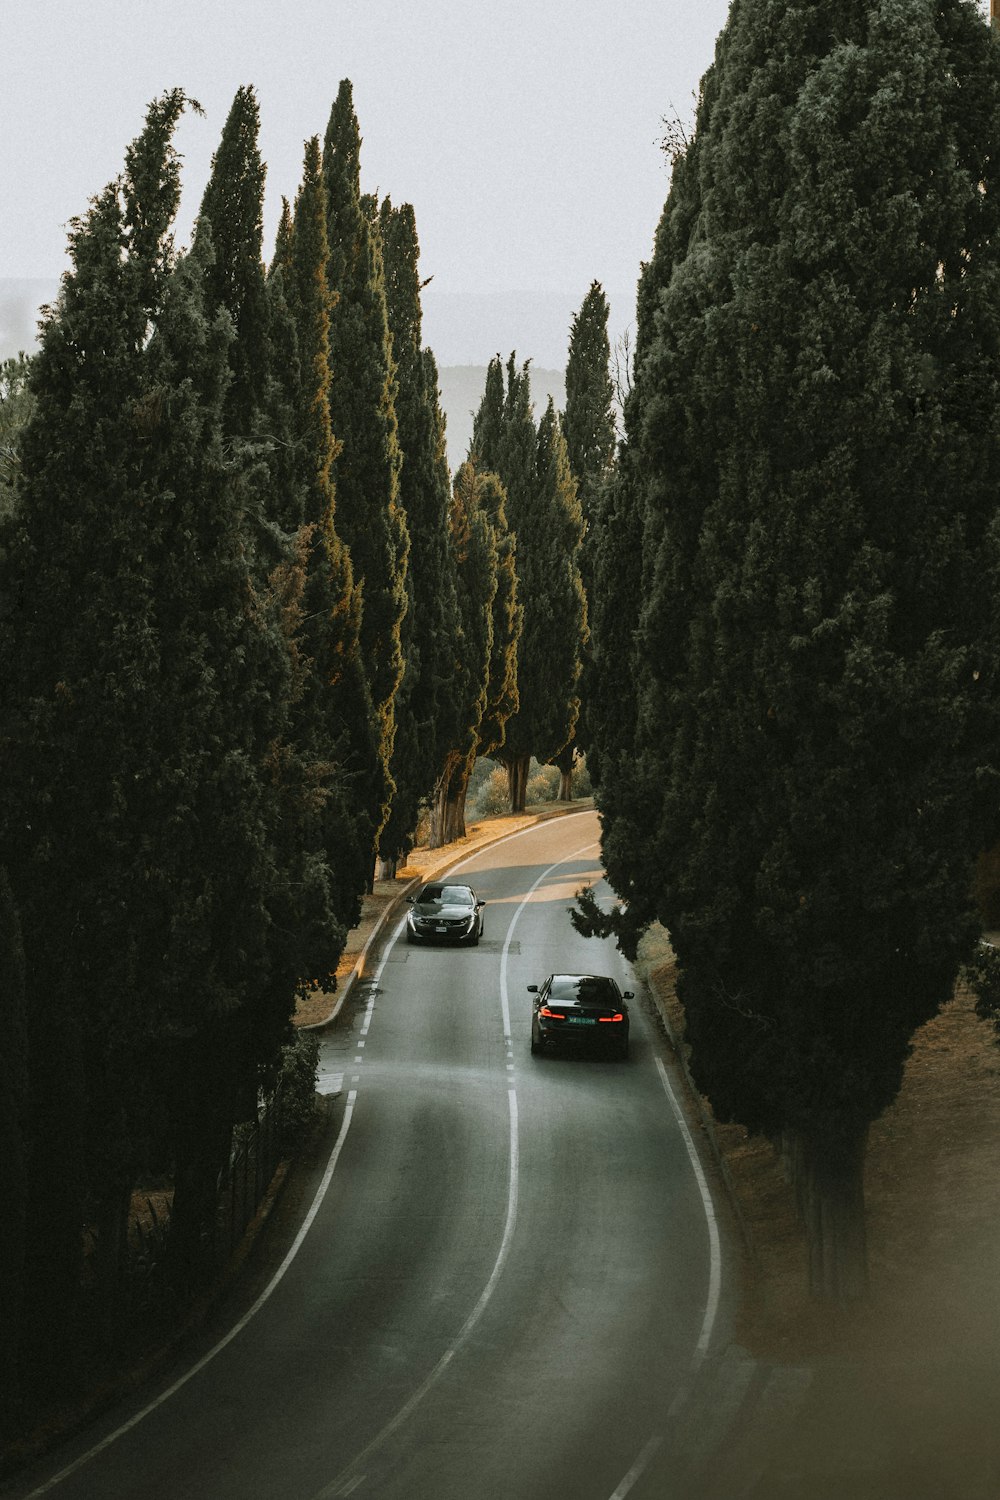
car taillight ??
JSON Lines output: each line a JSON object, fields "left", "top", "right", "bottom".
{"left": 539, "top": 1006, "right": 563, "bottom": 1019}
{"left": 597, "top": 1013, "right": 624, "bottom": 1023}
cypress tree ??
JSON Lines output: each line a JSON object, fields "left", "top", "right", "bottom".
{"left": 0, "top": 90, "right": 189, "bottom": 1365}
{"left": 279, "top": 136, "right": 375, "bottom": 931}
{"left": 0, "top": 92, "right": 316, "bottom": 1331}
{"left": 429, "top": 460, "right": 499, "bottom": 847}
{"left": 474, "top": 461, "right": 521, "bottom": 793}
{"left": 428, "top": 460, "right": 521, "bottom": 846}
{"left": 0, "top": 353, "right": 33, "bottom": 535}
{"left": 563, "top": 282, "right": 616, "bottom": 491}
{"left": 323, "top": 81, "right": 409, "bottom": 855}
{"left": 479, "top": 361, "right": 586, "bottom": 811}
{"left": 197, "top": 93, "right": 349, "bottom": 1029}
{"left": 560, "top": 282, "right": 617, "bottom": 792}
{"left": 0, "top": 869, "right": 26, "bottom": 1424}
{"left": 131, "top": 227, "right": 295, "bottom": 1276}
{"left": 595, "top": 0, "right": 1000, "bottom": 1301}
{"left": 195, "top": 85, "right": 269, "bottom": 436}
{"left": 470, "top": 354, "right": 505, "bottom": 468}
{"left": 376, "top": 198, "right": 462, "bottom": 870}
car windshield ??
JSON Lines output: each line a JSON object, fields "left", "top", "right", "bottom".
{"left": 421, "top": 884, "right": 473, "bottom": 902}
{"left": 548, "top": 975, "right": 618, "bottom": 1004}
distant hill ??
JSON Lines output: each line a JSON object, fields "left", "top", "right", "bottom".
{"left": 437, "top": 364, "right": 566, "bottom": 469}
{"left": 1, "top": 279, "right": 570, "bottom": 470}
{"left": 422, "top": 286, "right": 633, "bottom": 371}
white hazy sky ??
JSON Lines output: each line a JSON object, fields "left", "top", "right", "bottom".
{"left": 2, "top": 0, "right": 731, "bottom": 298}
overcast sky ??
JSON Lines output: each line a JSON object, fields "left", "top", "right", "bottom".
{"left": 3, "top": 1, "right": 731, "bottom": 293}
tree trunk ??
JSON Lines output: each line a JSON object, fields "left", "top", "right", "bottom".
{"left": 444, "top": 758, "right": 473, "bottom": 843}
{"left": 552, "top": 741, "right": 576, "bottom": 802}
{"left": 92, "top": 1174, "right": 134, "bottom": 1344}
{"left": 506, "top": 754, "right": 530, "bottom": 814}
{"left": 375, "top": 854, "right": 397, "bottom": 881}
{"left": 792, "top": 1125, "right": 869, "bottom": 1304}
{"left": 168, "top": 1118, "right": 232, "bottom": 1291}
{"left": 429, "top": 753, "right": 462, "bottom": 849}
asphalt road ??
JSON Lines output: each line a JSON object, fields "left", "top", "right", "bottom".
{"left": 7, "top": 811, "right": 746, "bottom": 1500}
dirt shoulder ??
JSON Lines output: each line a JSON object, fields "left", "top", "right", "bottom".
{"left": 634, "top": 926, "right": 1000, "bottom": 1365}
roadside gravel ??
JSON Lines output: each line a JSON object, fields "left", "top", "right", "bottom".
{"left": 634, "top": 926, "right": 1000, "bottom": 1494}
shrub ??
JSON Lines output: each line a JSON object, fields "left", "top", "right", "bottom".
{"left": 472, "top": 765, "right": 510, "bottom": 818}
{"left": 571, "top": 755, "right": 593, "bottom": 798}
{"left": 526, "top": 760, "right": 559, "bottom": 804}
{"left": 276, "top": 1031, "right": 320, "bottom": 1149}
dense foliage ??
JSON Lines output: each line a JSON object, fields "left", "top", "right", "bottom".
{"left": 376, "top": 199, "right": 463, "bottom": 870}
{"left": 430, "top": 460, "right": 520, "bottom": 845}
{"left": 324, "top": 81, "right": 409, "bottom": 855}
{"left": 0, "top": 78, "right": 467, "bottom": 1414}
{"left": 471, "top": 357, "right": 586, "bottom": 811}
{"left": 586, "top": 0, "right": 1000, "bottom": 1301}
{"left": 557, "top": 281, "right": 616, "bottom": 791}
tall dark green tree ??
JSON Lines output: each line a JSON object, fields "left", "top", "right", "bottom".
{"left": 473, "top": 461, "right": 521, "bottom": 806}
{"left": 470, "top": 354, "right": 505, "bottom": 469}
{"left": 323, "top": 81, "right": 409, "bottom": 856}
{"left": 0, "top": 92, "right": 169, "bottom": 1361}
{"left": 590, "top": 0, "right": 1000, "bottom": 1301}
{"left": 0, "top": 869, "right": 26, "bottom": 1427}
{"left": 0, "top": 353, "right": 33, "bottom": 536}
{"left": 559, "top": 281, "right": 617, "bottom": 792}
{"left": 430, "top": 460, "right": 499, "bottom": 847}
{"left": 0, "top": 93, "right": 318, "bottom": 1360}
{"left": 430, "top": 460, "right": 521, "bottom": 845}
{"left": 198, "top": 97, "right": 350, "bottom": 1028}
{"left": 276, "top": 136, "right": 375, "bottom": 933}
{"left": 563, "top": 282, "right": 616, "bottom": 492}
{"left": 474, "top": 357, "right": 586, "bottom": 811}
{"left": 376, "top": 197, "right": 463, "bottom": 870}
{"left": 195, "top": 85, "right": 269, "bottom": 436}
{"left": 132, "top": 228, "right": 298, "bottom": 1278}
{"left": 0, "top": 92, "right": 199, "bottom": 1376}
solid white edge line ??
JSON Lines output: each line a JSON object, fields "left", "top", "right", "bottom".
{"left": 607, "top": 1434, "right": 665, "bottom": 1500}
{"left": 604, "top": 1036, "right": 725, "bottom": 1500}
{"left": 27, "top": 926, "right": 412, "bottom": 1499}
{"left": 21, "top": 1089, "right": 360, "bottom": 1500}
{"left": 654, "top": 1054, "right": 722, "bottom": 1359}
{"left": 312, "top": 1086, "right": 521, "bottom": 1500}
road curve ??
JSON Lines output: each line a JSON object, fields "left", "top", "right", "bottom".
{"left": 6, "top": 811, "right": 741, "bottom": 1500}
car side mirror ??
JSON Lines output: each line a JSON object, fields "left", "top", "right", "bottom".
{"left": 623, "top": 991, "right": 634, "bottom": 999}
{"left": 477, "top": 900, "right": 485, "bottom": 909}
{"left": 527, "top": 985, "right": 538, "bottom": 993}
{"left": 406, "top": 896, "right": 415, "bottom": 904}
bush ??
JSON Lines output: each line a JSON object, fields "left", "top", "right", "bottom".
{"left": 526, "top": 761, "right": 560, "bottom": 804}
{"left": 472, "top": 765, "right": 510, "bottom": 818}
{"left": 571, "top": 755, "right": 593, "bottom": 798}
{"left": 276, "top": 1031, "right": 320, "bottom": 1149}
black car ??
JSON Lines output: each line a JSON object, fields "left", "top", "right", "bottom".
{"left": 529, "top": 973, "right": 633, "bottom": 1059}
{"left": 405, "top": 882, "right": 485, "bottom": 945}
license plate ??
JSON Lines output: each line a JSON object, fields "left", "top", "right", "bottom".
{"left": 436, "top": 925, "right": 448, "bottom": 932}
{"left": 562, "top": 1015, "right": 596, "bottom": 1026}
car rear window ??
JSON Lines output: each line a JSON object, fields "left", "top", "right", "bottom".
{"left": 549, "top": 976, "right": 617, "bottom": 1004}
